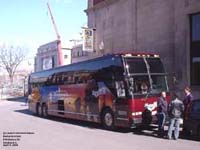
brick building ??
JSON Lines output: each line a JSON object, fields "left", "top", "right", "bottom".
{"left": 84, "top": 0, "right": 200, "bottom": 97}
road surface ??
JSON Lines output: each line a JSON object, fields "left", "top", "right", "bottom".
{"left": 0, "top": 98, "right": 199, "bottom": 150}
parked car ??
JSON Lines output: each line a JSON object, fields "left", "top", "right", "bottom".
{"left": 183, "top": 99, "right": 200, "bottom": 139}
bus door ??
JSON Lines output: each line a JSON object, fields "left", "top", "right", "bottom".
{"left": 48, "top": 90, "right": 65, "bottom": 115}
{"left": 85, "top": 79, "right": 99, "bottom": 115}
{"left": 114, "top": 80, "right": 130, "bottom": 127}
{"left": 58, "top": 99, "right": 65, "bottom": 115}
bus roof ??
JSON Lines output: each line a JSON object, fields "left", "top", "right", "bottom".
{"left": 30, "top": 53, "right": 160, "bottom": 82}
{"left": 30, "top": 54, "right": 121, "bottom": 80}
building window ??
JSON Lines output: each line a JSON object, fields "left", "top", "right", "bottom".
{"left": 64, "top": 55, "right": 68, "bottom": 59}
{"left": 52, "top": 56, "right": 55, "bottom": 68}
{"left": 190, "top": 13, "right": 200, "bottom": 85}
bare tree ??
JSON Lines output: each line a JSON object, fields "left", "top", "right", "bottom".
{"left": 0, "top": 44, "right": 27, "bottom": 84}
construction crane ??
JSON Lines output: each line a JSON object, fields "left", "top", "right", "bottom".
{"left": 47, "top": 2, "right": 63, "bottom": 66}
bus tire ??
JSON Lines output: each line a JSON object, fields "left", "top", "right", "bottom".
{"left": 42, "top": 104, "right": 48, "bottom": 118}
{"left": 38, "top": 104, "right": 42, "bottom": 117}
{"left": 36, "top": 103, "right": 40, "bottom": 116}
{"left": 101, "top": 108, "right": 115, "bottom": 130}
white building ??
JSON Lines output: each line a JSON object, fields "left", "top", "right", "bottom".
{"left": 34, "top": 40, "right": 71, "bottom": 72}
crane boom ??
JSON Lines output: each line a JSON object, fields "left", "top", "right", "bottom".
{"left": 47, "top": 2, "right": 60, "bottom": 40}
{"left": 47, "top": 2, "right": 63, "bottom": 66}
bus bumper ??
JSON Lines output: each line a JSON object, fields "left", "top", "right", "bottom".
{"left": 115, "top": 117, "right": 143, "bottom": 128}
{"left": 130, "top": 118, "right": 143, "bottom": 128}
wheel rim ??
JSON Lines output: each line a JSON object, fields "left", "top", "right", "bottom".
{"left": 104, "top": 112, "right": 113, "bottom": 127}
{"left": 38, "top": 105, "right": 42, "bottom": 116}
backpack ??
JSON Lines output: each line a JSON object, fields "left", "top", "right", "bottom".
{"left": 169, "top": 99, "right": 183, "bottom": 118}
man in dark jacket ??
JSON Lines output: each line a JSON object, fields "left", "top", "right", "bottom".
{"left": 167, "top": 93, "right": 184, "bottom": 140}
{"left": 183, "top": 87, "right": 193, "bottom": 121}
{"left": 157, "top": 91, "right": 168, "bottom": 137}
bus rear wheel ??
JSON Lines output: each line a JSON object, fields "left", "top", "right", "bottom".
{"left": 101, "top": 109, "right": 115, "bottom": 130}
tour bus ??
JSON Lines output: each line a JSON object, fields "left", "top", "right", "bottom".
{"left": 28, "top": 53, "right": 170, "bottom": 130}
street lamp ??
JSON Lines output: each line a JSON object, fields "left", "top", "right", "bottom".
{"left": 23, "top": 75, "right": 28, "bottom": 97}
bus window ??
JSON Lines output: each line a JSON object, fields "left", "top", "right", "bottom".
{"left": 131, "top": 76, "right": 150, "bottom": 95}
{"left": 125, "top": 57, "right": 147, "bottom": 74}
{"left": 147, "top": 58, "right": 165, "bottom": 73}
{"left": 151, "top": 75, "right": 168, "bottom": 93}
{"left": 68, "top": 75, "right": 74, "bottom": 84}
{"left": 141, "top": 82, "right": 148, "bottom": 94}
{"left": 62, "top": 73, "right": 68, "bottom": 84}
{"left": 113, "top": 66, "right": 124, "bottom": 80}
{"left": 46, "top": 75, "right": 52, "bottom": 85}
{"left": 56, "top": 73, "right": 63, "bottom": 84}
{"left": 115, "top": 81, "right": 126, "bottom": 98}
{"left": 52, "top": 75, "right": 57, "bottom": 85}
{"left": 74, "top": 75, "right": 83, "bottom": 84}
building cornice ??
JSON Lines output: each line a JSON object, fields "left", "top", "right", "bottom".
{"left": 85, "top": 0, "right": 120, "bottom": 14}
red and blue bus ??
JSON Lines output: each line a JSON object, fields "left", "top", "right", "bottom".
{"left": 28, "top": 53, "right": 170, "bottom": 129}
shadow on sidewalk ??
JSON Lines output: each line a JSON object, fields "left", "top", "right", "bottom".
{"left": 14, "top": 108, "right": 103, "bottom": 131}
{"left": 6, "top": 96, "right": 27, "bottom": 103}
{"left": 131, "top": 125, "right": 200, "bottom": 141}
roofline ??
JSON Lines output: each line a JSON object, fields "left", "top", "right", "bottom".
{"left": 30, "top": 52, "right": 160, "bottom": 77}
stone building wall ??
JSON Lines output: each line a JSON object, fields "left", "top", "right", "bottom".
{"left": 85, "top": 0, "right": 200, "bottom": 97}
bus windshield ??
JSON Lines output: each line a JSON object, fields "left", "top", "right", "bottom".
{"left": 124, "top": 56, "right": 168, "bottom": 95}
{"left": 125, "top": 57, "right": 165, "bottom": 74}
{"left": 151, "top": 75, "right": 168, "bottom": 93}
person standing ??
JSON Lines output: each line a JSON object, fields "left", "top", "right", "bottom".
{"left": 157, "top": 91, "right": 168, "bottom": 137}
{"left": 183, "top": 87, "right": 193, "bottom": 120}
{"left": 168, "top": 93, "right": 184, "bottom": 140}
{"left": 182, "top": 87, "right": 193, "bottom": 134}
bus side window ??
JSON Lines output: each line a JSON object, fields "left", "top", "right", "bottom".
{"left": 74, "top": 76, "right": 80, "bottom": 84}
{"left": 55, "top": 74, "right": 59, "bottom": 84}
{"left": 51, "top": 75, "right": 56, "bottom": 85}
{"left": 62, "top": 73, "right": 68, "bottom": 84}
{"left": 115, "top": 81, "right": 126, "bottom": 98}
{"left": 46, "top": 75, "right": 52, "bottom": 85}
{"left": 68, "top": 75, "right": 74, "bottom": 84}
{"left": 58, "top": 73, "right": 63, "bottom": 84}
{"left": 81, "top": 74, "right": 88, "bottom": 83}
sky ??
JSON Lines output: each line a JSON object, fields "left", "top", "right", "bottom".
{"left": 0, "top": 0, "right": 87, "bottom": 68}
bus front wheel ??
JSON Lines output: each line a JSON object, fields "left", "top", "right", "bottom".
{"left": 36, "top": 102, "right": 43, "bottom": 117}
{"left": 42, "top": 104, "right": 48, "bottom": 118}
{"left": 101, "top": 109, "right": 115, "bottom": 130}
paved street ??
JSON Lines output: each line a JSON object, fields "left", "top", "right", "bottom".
{"left": 0, "top": 98, "right": 199, "bottom": 150}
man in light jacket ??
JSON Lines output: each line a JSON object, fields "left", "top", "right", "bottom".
{"left": 168, "top": 93, "right": 184, "bottom": 140}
